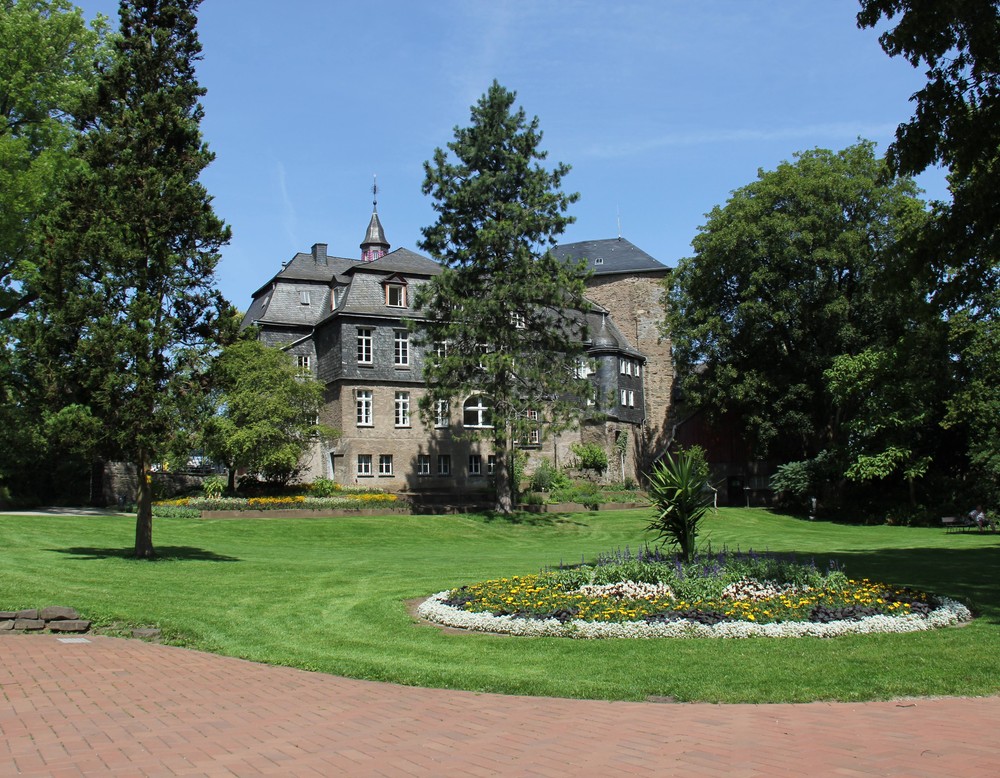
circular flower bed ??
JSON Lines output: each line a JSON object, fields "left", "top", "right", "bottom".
{"left": 417, "top": 547, "right": 972, "bottom": 639}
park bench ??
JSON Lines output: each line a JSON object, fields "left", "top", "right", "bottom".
{"left": 941, "top": 516, "right": 977, "bottom": 533}
{"left": 942, "top": 515, "right": 997, "bottom": 533}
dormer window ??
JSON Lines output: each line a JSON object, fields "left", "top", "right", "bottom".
{"left": 383, "top": 276, "right": 408, "bottom": 308}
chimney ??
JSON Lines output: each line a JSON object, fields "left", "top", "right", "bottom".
{"left": 311, "top": 243, "right": 328, "bottom": 265}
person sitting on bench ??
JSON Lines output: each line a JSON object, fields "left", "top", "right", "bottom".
{"left": 970, "top": 505, "right": 995, "bottom": 533}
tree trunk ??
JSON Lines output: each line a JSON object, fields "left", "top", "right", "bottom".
{"left": 134, "top": 452, "right": 155, "bottom": 559}
{"left": 227, "top": 466, "right": 236, "bottom": 494}
{"left": 494, "top": 439, "right": 514, "bottom": 514}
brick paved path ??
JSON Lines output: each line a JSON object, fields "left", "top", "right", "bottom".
{"left": 2, "top": 635, "right": 998, "bottom": 777}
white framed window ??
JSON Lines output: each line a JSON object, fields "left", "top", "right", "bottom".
{"left": 621, "top": 389, "right": 628, "bottom": 406}
{"left": 620, "top": 358, "right": 627, "bottom": 375}
{"left": 357, "top": 328, "right": 373, "bottom": 364}
{"left": 575, "top": 358, "right": 592, "bottom": 379}
{"left": 357, "top": 454, "right": 372, "bottom": 476}
{"left": 417, "top": 454, "right": 431, "bottom": 476}
{"left": 394, "top": 391, "right": 410, "bottom": 427}
{"left": 296, "top": 355, "right": 311, "bottom": 375}
{"left": 385, "top": 283, "right": 406, "bottom": 308}
{"left": 628, "top": 390, "right": 635, "bottom": 408}
{"left": 524, "top": 409, "right": 540, "bottom": 445}
{"left": 394, "top": 330, "right": 409, "bottom": 366}
{"left": 300, "top": 290, "right": 311, "bottom": 306}
{"left": 437, "top": 454, "right": 451, "bottom": 476}
{"left": 468, "top": 455, "right": 482, "bottom": 476}
{"left": 487, "top": 455, "right": 496, "bottom": 475}
{"left": 434, "top": 399, "right": 450, "bottom": 428}
{"left": 435, "top": 341, "right": 448, "bottom": 359}
{"left": 378, "top": 454, "right": 393, "bottom": 476}
{"left": 510, "top": 312, "right": 526, "bottom": 329}
{"left": 356, "top": 390, "right": 373, "bottom": 426}
{"left": 463, "top": 395, "right": 492, "bottom": 428}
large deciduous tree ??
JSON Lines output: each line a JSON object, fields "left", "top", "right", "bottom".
{"left": 667, "top": 142, "right": 930, "bottom": 469}
{"left": 858, "top": 1, "right": 1000, "bottom": 505}
{"left": 202, "top": 340, "right": 335, "bottom": 491}
{"left": 33, "top": 0, "right": 230, "bottom": 557}
{"left": 416, "top": 81, "right": 591, "bottom": 514}
{"left": 0, "top": 0, "right": 107, "bottom": 321}
{"left": 858, "top": 0, "right": 999, "bottom": 280}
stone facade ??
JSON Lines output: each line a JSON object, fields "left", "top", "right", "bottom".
{"left": 242, "top": 218, "right": 671, "bottom": 494}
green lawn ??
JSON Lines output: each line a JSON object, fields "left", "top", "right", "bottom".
{"left": 2, "top": 507, "right": 998, "bottom": 703}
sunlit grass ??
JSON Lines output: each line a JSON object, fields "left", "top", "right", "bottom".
{"left": 1, "top": 507, "right": 998, "bottom": 702}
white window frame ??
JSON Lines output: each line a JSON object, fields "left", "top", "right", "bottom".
{"left": 621, "top": 389, "right": 628, "bottom": 406}
{"left": 437, "top": 454, "right": 451, "bottom": 476}
{"left": 628, "top": 390, "right": 635, "bottom": 408}
{"left": 356, "top": 390, "right": 373, "bottom": 427}
{"left": 417, "top": 454, "right": 431, "bottom": 476}
{"left": 356, "top": 454, "right": 372, "bottom": 477}
{"left": 394, "top": 330, "right": 409, "bottom": 366}
{"left": 378, "top": 454, "right": 393, "bottom": 476}
{"left": 385, "top": 283, "right": 406, "bottom": 308}
{"left": 296, "top": 355, "right": 311, "bottom": 375}
{"left": 487, "top": 455, "right": 496, "bottom": 475}
{"left": 357, "top": 328, "right": 373, "bottom": 364}
{"left": 434, "top": 399, "right": 450, "bottom": 428}
{"left": 619, "top": 358, "right": 627, "bottom": 375}
{"left": 394, "top": 391, "right": 410, "bottom": 427}
{"left": 300, "top": 290, "right": 311, "bottom": 306}
{"left": 463, "top": 395, "right": 492, "bottom": 429}
{"left": 468, "top": 454, "right": 482, "bottom": 476}
{"left": 511, "top": 312, "right": 526, "bottom": 329}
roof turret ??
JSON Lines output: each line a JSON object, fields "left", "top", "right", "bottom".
{"left": 360, "top": 176, "right": 390, "bottom": 261}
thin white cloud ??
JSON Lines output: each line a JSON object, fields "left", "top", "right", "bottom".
{"left": 583, "top": 122, "right": 901, "bottom": 158}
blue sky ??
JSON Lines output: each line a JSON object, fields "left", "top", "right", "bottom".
{"left": 73, "top": 0, "right": 947, "bottom": 310}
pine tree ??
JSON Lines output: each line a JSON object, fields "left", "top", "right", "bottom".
{"left": 416, "top": 81, "right": 590, "bottom": 514}
{"left": 34, "top": 0, "right": 230, "bottom": 557}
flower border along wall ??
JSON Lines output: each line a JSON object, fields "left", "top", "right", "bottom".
{"left": 416, "top": 547, "right": 973, "bottom": 639}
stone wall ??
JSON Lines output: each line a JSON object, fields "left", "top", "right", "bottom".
{"left": 96, "top": 462, "right": 207, "bottom": 507}
{"left": 584, "top": 271, "right": 674, "bottom": 470}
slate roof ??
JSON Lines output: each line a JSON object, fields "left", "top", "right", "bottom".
{"left": 345, "top": 247, "right": 442, "bottom": 277}
{"left": 551, "top": 237, "right": 668, "bottom": 277}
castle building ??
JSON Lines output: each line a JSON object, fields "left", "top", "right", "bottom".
{"left": 241, "top": 208, "right": 673, "bottom": 493}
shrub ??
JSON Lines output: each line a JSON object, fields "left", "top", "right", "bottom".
{"left": 571, "top": 442, "right": 608, "bottom": 475}
{"left": 202, "top": 475, "right": 226, "bottom": 499}
{"left": 309, "top": 477, "right": 341, "bottom": 497}
{"left": 770, "top": 460, "right": 813, "bottom": 510}
{"left": 529, "top": 460, "right": 571, "bottom": 493}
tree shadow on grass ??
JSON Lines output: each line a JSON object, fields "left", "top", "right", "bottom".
{"left": 478, "top": 510, "right": 588, "bottom": 527}
{"left": 48, "top": 546, "right": 241, "bottom": 562}
{"left": 785, "top": 544, "right": 1000, "bottom": 624}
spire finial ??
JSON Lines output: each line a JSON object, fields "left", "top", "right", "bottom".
{"left": 372, "top": 174, "right": 378, "bottom": 212}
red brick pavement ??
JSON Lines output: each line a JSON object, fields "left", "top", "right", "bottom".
{"left": 1, "top": 634, "right": 998, "bottom": 777}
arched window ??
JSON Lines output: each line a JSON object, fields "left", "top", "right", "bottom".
{"left": 463, "top": 395, "right": 492, "bottom": 428}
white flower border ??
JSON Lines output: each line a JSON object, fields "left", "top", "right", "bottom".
{"left": 417, "top": 591, "right": 972, "bottom": 639}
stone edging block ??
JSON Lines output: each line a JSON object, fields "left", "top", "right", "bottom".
{"left": 0, "top": 606, "right": 91, "bottom": 634}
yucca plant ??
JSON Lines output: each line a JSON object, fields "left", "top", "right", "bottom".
{"left": 646, "top": 450, "right": 712, "bottom": 562}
